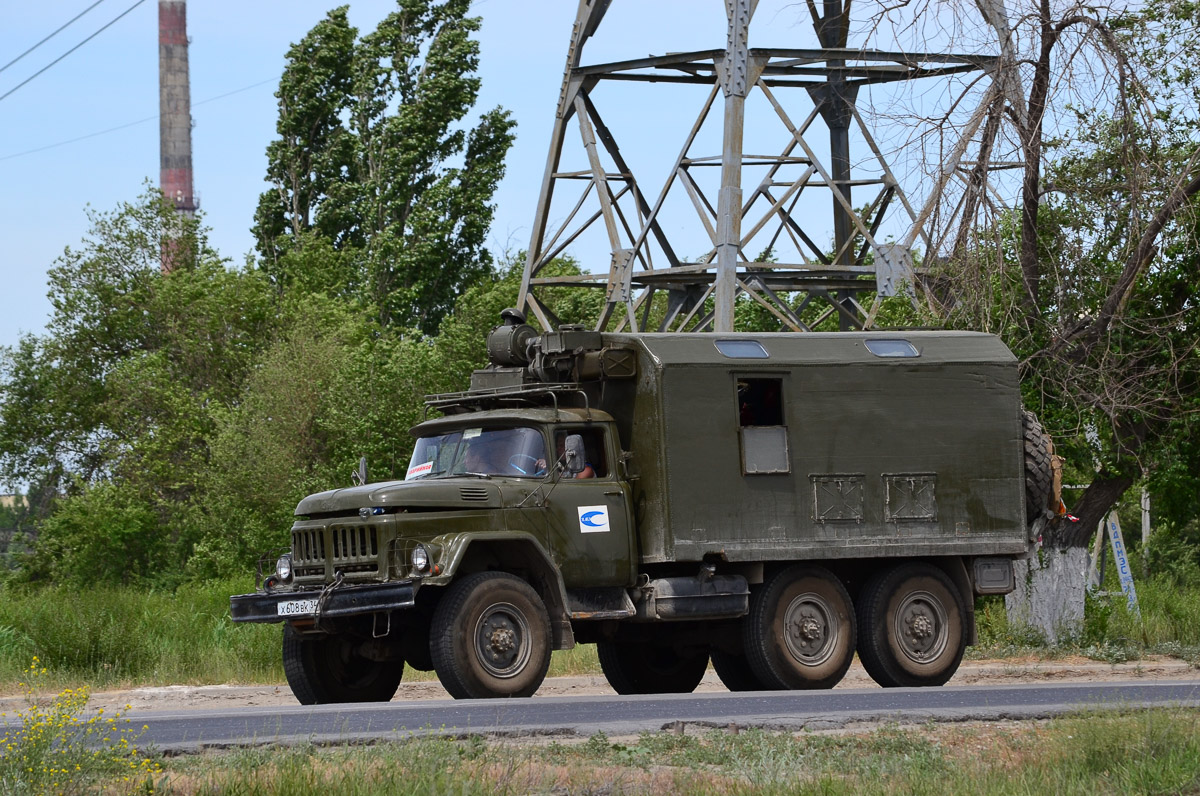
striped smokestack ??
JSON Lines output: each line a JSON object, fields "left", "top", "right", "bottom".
{"left": 159, "top": 1, "right": 195, "bottom": 271}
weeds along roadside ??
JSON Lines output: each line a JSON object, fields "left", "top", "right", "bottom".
{"left": 0, "top": 575, "right": 1197, "bottom": 692}
{"left": 0, "top": 658, "right": 161, "bottom": 795}
{"left": 972, "top": 567, "right": 1200, "bottom": 664}
{"left": 121, "top": 709, "right": 1200, "bottom": 795}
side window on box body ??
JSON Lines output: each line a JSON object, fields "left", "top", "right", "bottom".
{"left": 736, "top": 377, "right": 789, "bottom": 474}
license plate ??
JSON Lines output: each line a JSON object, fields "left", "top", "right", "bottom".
{"left": 277, "top": 598, "right": 319, "bottom": 617}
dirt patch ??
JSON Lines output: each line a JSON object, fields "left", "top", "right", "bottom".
{"left": 6, "top": 656, "right": 1192, "bottom": 715}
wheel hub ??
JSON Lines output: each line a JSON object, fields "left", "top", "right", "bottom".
{"left": 474, "top": 602, "right": 532, "bottom": 679}
{"left": 895, "top": 590, "right": 948, "bottom": 663}
{"left": 794, "top": 615, "right": 823, "bottom": 642}
{"left": 783, "top": 593, "right": 837, "bottom": 665}
{"left": 489, "top": 625, "right": 516, "bottom": 654}
{"left": 908, "top": 614, "right": 933, "bottom": 640}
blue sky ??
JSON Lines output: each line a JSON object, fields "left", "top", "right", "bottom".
{"left": 0, "top": 1, "right": 980, "bottom": 349}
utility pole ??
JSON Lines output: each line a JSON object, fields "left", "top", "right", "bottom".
{"left": 158, "top": 0, "right": 196, "bottom": 273}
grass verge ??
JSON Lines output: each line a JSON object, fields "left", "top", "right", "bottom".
{"left": 973, "top": 575, "right": 1200, "bottom": 664}
{"left": 116, "top": 709, "right": 1200, "bottom": 795}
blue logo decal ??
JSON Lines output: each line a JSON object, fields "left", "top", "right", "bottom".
{"left": 580, "top": 511, "right": 605, "bottom": 527}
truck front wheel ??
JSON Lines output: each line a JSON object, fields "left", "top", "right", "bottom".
{"left": 597, "top": 640, "right": 709, "bottom": 695}
{"left": 744, "top": 565, "right": 856, "bottom": 690}
{"left": 856, "top": 562, "right": 966, "bottom": 687}
{"left": 282, "top": 625, "right": 403, "bottom": 705}
{"left": 710, "top": 647, "right": 774, "bottom": 692}
{"left": 430, "top": 572, "right": 552, "bottom": 699}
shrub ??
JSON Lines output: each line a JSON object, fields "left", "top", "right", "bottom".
{"left": 0, "top": 658, "right": 161, "bottom": 794}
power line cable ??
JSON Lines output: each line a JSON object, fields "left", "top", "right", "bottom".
{"left": 0, "top": 0, "right": 110, "bottom": 76}
{"left": 0, "top": 78, "right": 277, "bottom": 162}
{"left": 0, "top": 0, "right": 148, "bottom": 105}
{"left": 0, "top": 113, "right": 157, "bottom": 162}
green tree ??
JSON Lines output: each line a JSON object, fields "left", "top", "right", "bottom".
{"left": 0, "top": 189, "right": 275, "bottom": 583}
{"left": 253, "top": 0, "right": 516, "bottom": 334}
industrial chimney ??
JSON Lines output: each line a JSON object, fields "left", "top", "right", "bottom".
{"left": 158, "top": 0, "right": 195, "bottom": 272}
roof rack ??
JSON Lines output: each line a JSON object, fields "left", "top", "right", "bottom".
{"left": 423, "top": 383, "right": 591, "bottom": 419}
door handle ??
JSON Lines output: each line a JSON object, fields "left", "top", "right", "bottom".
{"left": 603, "top": 490, "right": 622, "bottom": 496}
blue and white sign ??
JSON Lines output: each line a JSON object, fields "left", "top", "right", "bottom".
{"left": 1106, "top": 512, "right": 1141, "bottom": 618}
{"left": 577, "top": 505, "right": 610, "bottom": 534}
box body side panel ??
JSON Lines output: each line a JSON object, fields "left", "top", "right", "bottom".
{"left": 657, "top": 359, "right": 1027, "bottom": 562}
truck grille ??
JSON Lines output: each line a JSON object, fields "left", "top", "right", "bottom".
{"left": 459, "top": 486, "right": 490, "bottom": 501}
{"left": 331, "top": 525, "right": 378, "bottom": 561}
{"left": 291, "top": 525, "right": 379, "bottom": 576}
{"left": 293, "top": 529, "right": 325, "bottom": 566}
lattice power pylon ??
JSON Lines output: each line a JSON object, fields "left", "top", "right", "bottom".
{"left": 517, "top": 0, "right": 1006, "bottom": 333}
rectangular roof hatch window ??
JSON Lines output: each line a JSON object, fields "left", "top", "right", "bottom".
{"left": 865, "top": 339, "right": 919, "bottom": 358}
{"left": 715, "top": 339, "right": 769, "bottom": 359}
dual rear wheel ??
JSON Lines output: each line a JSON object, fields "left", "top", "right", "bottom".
{"left": 598, "top": 562, "right": 967, "bottom": 696}
{"left": 709, "top": 562, "right": 966, "bottom": 692}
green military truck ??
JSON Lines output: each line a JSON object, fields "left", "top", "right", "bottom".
{"left": 231, "top": 311, "right": 1056, "bottom": 702}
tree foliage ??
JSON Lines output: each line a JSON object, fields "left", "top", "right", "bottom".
{"left": 253, "top": 0, "right": 515, "bottom": 334}
{"left": 910, "top": 0, "right": 1200, "bottom": 543}
{"left": 0, "top": 189, "right": 276, "bottom": 583}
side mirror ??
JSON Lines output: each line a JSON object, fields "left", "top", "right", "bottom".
{"left": 563, "top": 435, "right": 587, "bottom": 475}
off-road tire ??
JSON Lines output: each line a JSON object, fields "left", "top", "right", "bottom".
{"left": 430, "top": 572, "right": 551, "bottom": 699}
{"left": 282, "top": 624, "right": 403, "bottom": 705}
{"left": 743, "top": 565, "right": 856, "bottom": 690}
{"left": 1023, "top": 410, "right": 1054, "bottom": 524}
{"left": 597, "top": 640, "right": 709, "bottom": 695}
{"left": 856, "top": 563, "right": 966, "bottom": 688}
{"left": 710, "top": 647, "right": 773, "bottom": 692}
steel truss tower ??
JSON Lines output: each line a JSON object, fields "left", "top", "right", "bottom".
{"left": 518, "top": 0, "right": 1001, "bottom": 333}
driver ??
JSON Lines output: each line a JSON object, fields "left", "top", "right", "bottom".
{"left": 463, "top": 440, "right": 503, "bottom": 475}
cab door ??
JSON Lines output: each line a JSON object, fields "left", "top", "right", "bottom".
{"left": 541, "top": 426, "right": 635, "bottom": 587}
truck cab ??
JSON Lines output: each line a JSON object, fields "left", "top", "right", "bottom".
{"left": 403, "top": 409, "right": 637, "bottom": 589}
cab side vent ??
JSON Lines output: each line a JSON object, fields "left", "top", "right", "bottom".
{"left": 459, "top": 486, "right": 490, "bottom": 502}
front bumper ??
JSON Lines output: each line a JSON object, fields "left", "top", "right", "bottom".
{"left": 230, "top": 579, "right": 418, "bottom": 624}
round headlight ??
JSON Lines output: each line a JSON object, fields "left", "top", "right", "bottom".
{"left": 275, "top": 554, "right": 293, "bottom": 581}
{"left": 411, "top": 545, "right": 430, "bottom": 573}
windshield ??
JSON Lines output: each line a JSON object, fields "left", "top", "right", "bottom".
{"left": 406, "top": 426, "right": 548, "bottom": 479}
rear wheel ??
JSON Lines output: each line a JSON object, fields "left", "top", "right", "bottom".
{"left": 744, "top": 565, "right": 856, "bottom": 690}
{"left": 282, "top": 624, "right": 403, "bottom": 705}
{"left": 430, "top": 572, "right": 552, "bottom": 699}
{"left": 856, "top": 563, "right": 965, "bottom": 688}
{"left": 597, "top": 640, "right": 709, "bottom": 695}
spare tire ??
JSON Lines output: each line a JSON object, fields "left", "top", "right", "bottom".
{"left": 1022, "top": 410, "right": 1054, "bottom": 525}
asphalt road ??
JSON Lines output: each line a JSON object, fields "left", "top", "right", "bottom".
{"left": 122, "top": 681, "right": 1200, "bottom": 752}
